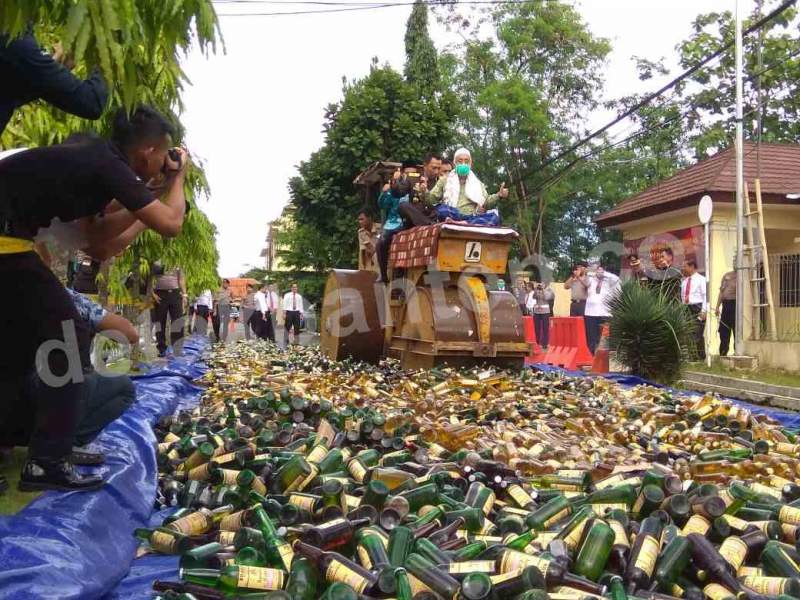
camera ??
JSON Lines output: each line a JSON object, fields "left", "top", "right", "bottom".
{"left": 162, "top": 148, "right": 183, "bottom": 174}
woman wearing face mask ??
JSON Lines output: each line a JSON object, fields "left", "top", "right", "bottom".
{"left": 424, "top": 147, "right": 508, "bottom": 224}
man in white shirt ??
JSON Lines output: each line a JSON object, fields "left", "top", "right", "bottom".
{"left": 282, "top": 283, "right": 305, "bottom": 346}
{"left": 266, "top": 283, "right": 280, "bottom": 342}
{"left": 681, "top": 259, "right": 708, "bottom": 360}
{"left": 253, "top": 285, "right": 268, "bottom": 341}
{"left": 258, "top": 283, "right": 276, "bottom": 343}
{"left": 194, "top": 289, "right": 213, "bottom": 336}
{"left": 584, "top": 264, "right": 621, "bottom": 354}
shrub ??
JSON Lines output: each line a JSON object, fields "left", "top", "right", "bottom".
{"left": 608, "top": 281, "right": 695, "bottom": 384}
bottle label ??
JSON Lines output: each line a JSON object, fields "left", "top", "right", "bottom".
{"left": 543, "top": 507, "right": 570, "bottom": 529}
{"left": 218, "top": 530, "right": 236, "bottom": 546}
{"left": 447, "top": 560, "right": 496, "bottom": 574}
{"left": 499, "top": 550, "right": 550, "bottom": 574}
{"left": 632, "top": 491, "right": 646, "bottom": 515}
{"left": 737, "top": 566, "right": 763, "bottom": 578}
{"left": 348, "top": 460, "right": 367, "bottom": 483}
{"left": 251, "top": 476, "right": 267, "bottom": 496}
{"left": 718, "top": 536, "right": 747, "bottom": 571}
{"left": 774, "top": 442, "right": 800, "bottom": 456}
{"left": 168, "top": 512, "right": 209, "bottom": 535}
{"left": 307, "top": 444, "right": 328, "bottom": 464}
{"left": 214, "top": 452, "right": 236, "bottom": 465}
{"left": 502, "top": 506, "right": 532, "bottom": 517}
{"left": 751, "top": 482, "right": 782, "bottom": 500}
{"left": 609, "top": 520, "right": 630, "bottom": 548}
{"left": 482, "top": 491, "right": 496, "bottom": 516}
{"left": 741, "top": 576, "right": 789, "bottom": 596}
{"left": 682, "top": 515, "right": 710, "bottom": 536}
{"left": 778, "top": 505, "right": 800, "bottom": 525}
{"left": 289, "top": 493, "right": 318, "bottom": 512}
{"left": 326, "top": 559, "right": 369, "bottom": 593}
{"left": 551, "top": 586, "right": 601, "bottom": 600}
{"left": 782, "top": 523, "right": 798, "bottom": 543}
{"left": 589, "top": 502, "right": 628, "bottom": 513}
{"left": 220, "top": 511, "right": 245, "bottom": 532}
{"left": 219, "top": 469, "right": 239, "bottom": 486}
{"left": 508, "top": 484, "right": 535, "bottom": 508}
{"left": 357, "top": 545, "right": 372, "bottom": 569}
{"left": 408, "top": 573, "right": 433, "bottom": 595}
{"left": 633, "top": 534, "right": 659, "bottom": 578}
{"left": 703, "top": 583, "right": 735, "bottom": 600}
{"left": 150, "top": 531, "right": 177, "bottom": 554}
{"left": 296, "top": 465, "right": 320, "bottom": 492}
{"left": 479, "top": 518, "right": 496, "bottom": 535}
{"left": 491, "top": 569, "right": 524, "bottom": 585}
{"left": 237, "top": 565, "right": 285, "bottom": 591}
{"left": 188, "top": 463, "right": 213, "bottom": 481}
{"left": 672, "top": 583, "right": 685, "bottom": 598}
{"left": 277, "top": 541, "right": 294, "bottom": 571}
{"left": 563, "top": 517, "right": 590, "bottom": 551}
{"left": 718, "top": 490, "right": 735, "bottom": 507}
{"left": 594, "top": 474, "right": 624, "bottom": 489}
{"left": 721, "top": 514, "right": 749, "bottom": 532}
{"left": 317, "top": 518, "right": 347, "bottom": 531}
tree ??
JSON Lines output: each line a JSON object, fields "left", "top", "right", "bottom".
{"left": 0, "top": 1, "right": 222, "bottom": 300}
{"left": 672, "top": 1, "right": 800, "bottom": 156}
{"left": 286, "top": 64, "right": 455, "bottom": 271}
{"left": 439, "top": 1, "right": 611, "bottom": 265}
{"left": 404, "top": 0, "right": 440, "bottom": 93}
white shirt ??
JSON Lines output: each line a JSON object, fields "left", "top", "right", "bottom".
{"left": 254, "top": 290, "right": 267, "bottom": 313}
{"left": 282, "top": 291, "right": 304, "bottom": 314}
{"left": 681, "top": 272, "right": 708, "bottom": 309}
{"left": 585, "top": 272, "right": 621, "bottom": 317}
{"left": 196, "top": 289, "right": 213, "bottom": 310}
{"left": 525, "top": 287, "right": 553, "bottom": 314}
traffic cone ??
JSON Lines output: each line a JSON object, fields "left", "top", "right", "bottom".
{"left": 591, "top": 322, "right": 611, "bottom": 374}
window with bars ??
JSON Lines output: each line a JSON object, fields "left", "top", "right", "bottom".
{"left": 778, "top": 254, "right": 800, "bottom": 308}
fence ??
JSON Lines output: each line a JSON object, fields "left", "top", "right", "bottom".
{"left": 764, "top": 253, "right": 800, "bottom": 341}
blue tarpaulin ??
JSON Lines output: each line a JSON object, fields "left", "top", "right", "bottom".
{"left": 0, "top": 338, "right": 208, "bottom": 600}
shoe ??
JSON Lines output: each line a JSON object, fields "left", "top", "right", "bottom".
{"left": 71, "top": 447, "right": 106, "bottom": 466}
{"left": 18, "top": 459, "right": 104, "bottom": 492}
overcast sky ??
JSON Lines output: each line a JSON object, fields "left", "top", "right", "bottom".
{"left": 181, "top": 0, "right": 756, "bottom": 276}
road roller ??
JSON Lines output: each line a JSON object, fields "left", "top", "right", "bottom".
{"left": 320, "top": 222, "right": 530, "bottom": 370}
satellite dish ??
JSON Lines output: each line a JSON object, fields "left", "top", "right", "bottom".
{"left": 698, "top": 195, "right": 713, "bottom": 225}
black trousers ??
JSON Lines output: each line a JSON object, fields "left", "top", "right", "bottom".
{"left": 194, "top": 305, "right": 210, "bottom": 335}
{"left": 262, "top": 311, "right": 275, "bottom": 342}
{"left": 398, "top": 202, "right": 434, "bottom": 227}
{"left": 1, "top": 372, "right": 135, "bottom": 448}
{"left": 284, "top": 310, "right": 302, "bottom": 344}
{"left": 584, "top": 315, "right": 607, "bottom": 354}
{"left": 570, "top": 300, "right": 586, "bottom": 317}
{"left": 534, "top": 313, "right": 550, "bottom": 347}
{"left": 153, "top": 289, "right": 184, "bottom": 355}
{"left": 719, "top": 299, "right": 735, "bottom": 356}
{"left": 687, "top": 303, "right": 706, "bottom": 360}
{"left": 376, "top": 228, "right": 402, "bottom": 283}
{"left": 0, "top": 251, "right": 91, "bottom": 461}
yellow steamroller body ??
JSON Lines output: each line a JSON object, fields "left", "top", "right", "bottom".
{"left": 320, "top": 223, "right": 529, "bottom": 370}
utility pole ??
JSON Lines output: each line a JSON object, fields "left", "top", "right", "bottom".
{"left": 734, "top": 0, "right": 745, "bottom": 356}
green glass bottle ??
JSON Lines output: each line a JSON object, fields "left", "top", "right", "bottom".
{"left": 624, "top": 516, "right": 663, "bottom": 592}
{"left": 465, "top": 482, "right": 496, "bottom": 517}
{"left": 252, "top": 504, "right": 294, "bottom": 571}
{"left": 135, "top": 527, "right": 193, "bottom": 555}
{"left": 398, "top": 483, "right": 440, "bottom": 512}
{"left": 293, "top": 540, "right": 378, "bottom": 595}
{"left": 388, "top": 525, "right": 415, "bottom": 568}
{"left": 573, "top": 519, "right": 614, "bottom": 581}
{"left": 661, "top": 494, "right": 691, "bottom": 525}
{"left": 317, "top": 582, "right": 358, "bottom": 600}
{"left": 285, "top": 557, "right": 318, "bottom": 600}
{"left": 632, "top": 485, "right": 665, "bottom": 519}
{"left": 459, "top": 572, "right": 493, "bottom": 600}
{"left": 395, "top": 567, "right": 414, "bottom": 600}
{"left": 761, "top": 541, "right": 800, "bottom": 578}
{"left": 652, "top": 534, "right": 691, "bottom": 592}
{"left": 526, "top": 495, "right": 573, "bottom": 531}
{"left": 404, "top": 553, "right": 460, "bottom": 599}
{"left": 414, "top": 537, "right": 452, "bottom": 566}
{"left": 555, "top": 506, "right": 594, "bottom": 553}
{"left": 180, "top": 565, "right": 285, "bottom": 592}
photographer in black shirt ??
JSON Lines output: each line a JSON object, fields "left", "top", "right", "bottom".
{"left": 0, "top": 105, "right": 189, "bottom": 491}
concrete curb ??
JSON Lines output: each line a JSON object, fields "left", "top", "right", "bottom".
{"left": 680, "top": 370, "right": 800, "bottom": 412}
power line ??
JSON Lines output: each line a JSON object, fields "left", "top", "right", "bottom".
{"left": 536, "top": 0, "right": 798, "bottom": 174}
{"left": 214, "top": 0, "right": 541, "bottom": 15}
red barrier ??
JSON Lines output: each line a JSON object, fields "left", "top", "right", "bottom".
{"left": 522, "top": 315, "right": 545, "bottom": 365}
{"left": 541, "top": 317, "right": 593, "bottom": 370}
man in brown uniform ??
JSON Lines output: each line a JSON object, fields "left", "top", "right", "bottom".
{"left": 563, "top": 262, "right": 588, "bottom": 316}
{"left": 715, "top": 270, "right": 737, "bottom": 356}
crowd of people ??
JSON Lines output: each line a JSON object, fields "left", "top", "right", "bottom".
{"left": 1, "top": 29, "right": 189, "bottom": 492}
